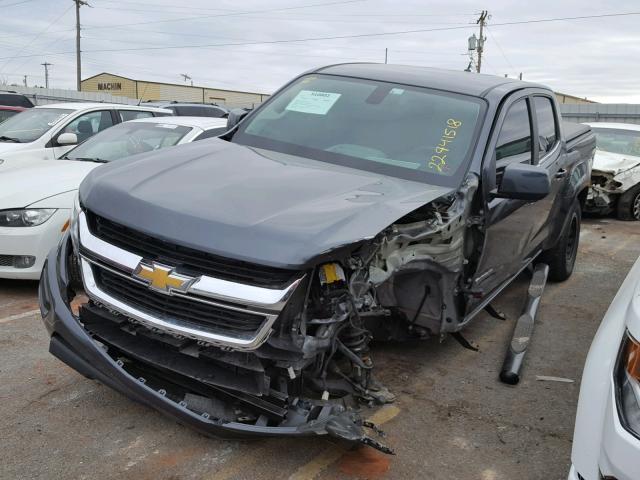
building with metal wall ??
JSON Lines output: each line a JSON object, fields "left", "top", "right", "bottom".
{"left": 80, "top": 73, "right": 270, "bottom": 109}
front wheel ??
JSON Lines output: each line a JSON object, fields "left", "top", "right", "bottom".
{"left": 539, "top": 200, "right": 581, "bottom": 282}
{"left": 616, "top": 184, "right": 640, "bottom": 221}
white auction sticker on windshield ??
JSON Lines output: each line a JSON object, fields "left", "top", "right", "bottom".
{"left": 155, "top": 124, "right": 179, "bottom": 129}
{"left": 285, "top": 90, "right": 341, "bottom": 115}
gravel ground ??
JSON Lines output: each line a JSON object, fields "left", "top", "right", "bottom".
{"left": 0, "top": 218, "right": 638, "bottom": 480}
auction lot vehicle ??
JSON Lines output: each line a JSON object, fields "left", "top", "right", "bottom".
{"left": 144, "top": 101, "right": 229, "bottom": 118}
{"left": 0, "top": 103, "right": 172, "bottom": 168}
{"left": 0, "top": 91, "right": 34, "bottom": 108}
{"left": 0, "top": 106, "right": 25, "bottom": 124}
{"left": 40, "top": 64, "right": 595, "bottom": 452}
{"left": 569, "top": 255, "right": 640, "bottom": 480}
{"left": 0, "top": 116, "right": 227, "bottom": 280}
{"left": 585, "top": 122, "right": 640, "bottom": 221}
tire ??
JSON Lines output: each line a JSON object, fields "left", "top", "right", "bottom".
{"left": 539, "top": 200, "right": 581, "bottom": 282}
{"left": 616, "top": 184, "right": 640, "bottom": 221}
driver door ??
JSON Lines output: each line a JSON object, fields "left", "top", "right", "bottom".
{"left": 469, "top": 93, "right": 549, "bottom": 302}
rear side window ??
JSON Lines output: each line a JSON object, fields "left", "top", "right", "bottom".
{"left": 0, "top": 94, "right": 33, "bottom": 108}
{"left": 119, "top": 110, "right": 154, "bottom": 122}
{"left": 533, "top": 96, "right": 557, "bottom": 159}
{"left": 495, "top": 99, "right": 532, "bottom": 167}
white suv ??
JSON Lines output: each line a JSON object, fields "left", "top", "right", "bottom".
{"left": 0, "top": 103, "right": 171, "bottom": 168}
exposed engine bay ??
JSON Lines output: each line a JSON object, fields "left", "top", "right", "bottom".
{"left": 59, "top": 174, "right": 480, "bottom": 454}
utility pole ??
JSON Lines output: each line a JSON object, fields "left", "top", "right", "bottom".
{"left": 180, "top": 73, "right": 193, "bottom": 86}
{"left": 74, "top": 0, "right": 88, "bottom": 91}
{"left": 41, "top": 62, "right": 52, "bottom": 89}
{"left": 475, "top": 10, "right": 489, "bottom": 73}
{"left": 23, "top": 75, "right": 28, "bottom": 87}
{"left": 384, "top": 48, "right": 388, "bottom": 64}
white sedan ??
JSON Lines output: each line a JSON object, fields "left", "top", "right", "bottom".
{"left": 0, "top": 116, "right": 227, "bottom": 279}
{"left": 0, "top": 102, "right": 172, "bottom": 169}
{"left": 569, "top": 255, "right": 640, "bottom": 480}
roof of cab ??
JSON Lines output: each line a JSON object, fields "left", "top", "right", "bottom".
{"left": 314, "top": 63, "right": 546, "bottom": 98}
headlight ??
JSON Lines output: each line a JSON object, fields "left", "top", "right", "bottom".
{"left": 0, "top": 208, "right": 56, "bottom": 227}
{"left": 616, "top": 331, "right": 640, "bottom": 438}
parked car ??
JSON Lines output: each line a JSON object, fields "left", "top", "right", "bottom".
{"left": 0, "top": 103, "right": 172, "bottom": 168}
{"left": 585, "top": 122, "right": 640, "bottom": 220}
{"left": 0, "top": 106, "right": 26, "bottom": 124}
{"left": 0, "top": 91, "right": 34, "bottom": 108}
{"left": 40, "top": 65, "right": 595, "bottom": 452}
{"left": 569, "top": 254, "right": 640, "bottom": 480}
{"left": 144, "top": 101, "right": 229, "bottom": 118}
{"left": 0, "top": 116, "right": 226, "bottom": 280}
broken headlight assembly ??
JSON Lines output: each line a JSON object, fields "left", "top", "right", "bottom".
{"left": 0, "top": 208, "right": 56, "bottom": 227}
{"left": 616, "top": 331, "right": 640, "bottom": 439}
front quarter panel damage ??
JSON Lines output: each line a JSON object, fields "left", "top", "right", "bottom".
{"left": 367, "top": 174, "right": 480, "bottom": 336}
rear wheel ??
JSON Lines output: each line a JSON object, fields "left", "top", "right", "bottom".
{"left": 539, "top": 200, "right": 581, "bottom": 282}
{"left": 616, "top": 184, "right": 640, "bottom": 221}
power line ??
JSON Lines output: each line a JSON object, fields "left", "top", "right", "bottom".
{"left": 0, "top": 4, "right": 74, "bottom": 74}
{"left": 83, "top": 0, "right": 367, "bottom": 30}
{"left": 485, "top": 26, "right": 516, "bottom": 73}
{"left": 3, "top": 10, "right": 640, "bottom": 61}
{"left": 0, "top": 0, "right": 38, "bottom": 7}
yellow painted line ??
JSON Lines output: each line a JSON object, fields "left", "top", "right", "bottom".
{"left": 287, "top": 405, "right": 401, "bottom": 480}
{"left": 366, "top": 405, "right": 401, "bottom": 426}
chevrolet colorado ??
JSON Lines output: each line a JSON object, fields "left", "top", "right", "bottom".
{"left": 39, "top": 64, "right": 595, "bottom": 452}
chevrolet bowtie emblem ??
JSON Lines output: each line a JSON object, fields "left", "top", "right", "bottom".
{"left": 133, "top": 262, "right": 195, "bottom": 294}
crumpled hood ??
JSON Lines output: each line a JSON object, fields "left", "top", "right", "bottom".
{"left": 0, "top": 160, "right": 98, "bottom": 208}
{"left": 593, "top": 149, "right": 640, "bottom": 177}
{"left": 80, "top": 139, "right": 454, "bottom": 268}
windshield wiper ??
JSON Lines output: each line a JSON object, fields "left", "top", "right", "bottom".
{"left": 72, "top": 157, "right": 109, "bottom": 163}
{"left": 0, "top": 135, "right": 20, "bottom": 143}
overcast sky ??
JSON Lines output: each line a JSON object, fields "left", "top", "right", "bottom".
{"left": 1, "top": 0, "right": 639, "bottom": 102}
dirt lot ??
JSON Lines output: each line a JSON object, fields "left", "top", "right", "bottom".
{"left": 0, "top": 218, "right": 638, "bottom": 480}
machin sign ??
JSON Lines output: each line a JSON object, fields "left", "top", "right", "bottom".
{"left": 97, "top": 82, "right": 122, "bottom": 91}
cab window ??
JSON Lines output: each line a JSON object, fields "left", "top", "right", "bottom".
{"left": 495, "top": 99, "right": 532, "bottom": 168}
{"left": 533, "top": 96, "right": 558, "bottom": 159}
{"left": 62, "top": 110, "right": 113, "bottom": 143}
{"left": 119, "top": 110, "right": 154, "bottom": 122}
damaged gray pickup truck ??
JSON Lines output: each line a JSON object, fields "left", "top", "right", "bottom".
{"left": 39, "top": 64, "right": 595, "bottom": 453}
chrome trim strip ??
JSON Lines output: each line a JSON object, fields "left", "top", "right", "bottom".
{"left": 78, "top": 211, "right": 141, "bottom": 273}
{"left": 78, "top": 211, "right": 303, "bottom": 311}
{"left": 80, "top": 258, "right": 277, "bottom": 350}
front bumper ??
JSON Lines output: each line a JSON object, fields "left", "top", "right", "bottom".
{"left": 570, "top": 381, "right": 640, "bottom": 480}
{"left": 39, "top": 234, "right": 385, "bottom": 445}
{"left": 0, "top": 209, "right": 69, "bottom": 280}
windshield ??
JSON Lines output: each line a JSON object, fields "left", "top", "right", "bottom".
{"left": 592, "top": 127, "right": 640, "bottom": 158}
{"left": 0, "top": 110, "right": 19, "bottom": 124}
{"left": 64, "top": 121, "right": 192, "bottom": 162}
{"left": 233, "top": 74, "right": 484, "bottom": 186}
{"left": 0, "top": 108, "right": 72, "bottom": 143}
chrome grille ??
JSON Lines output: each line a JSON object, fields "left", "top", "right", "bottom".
{"left": 93, "top": 265, "right": 267, "bottom": 338}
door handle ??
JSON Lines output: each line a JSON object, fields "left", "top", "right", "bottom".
{"left": 554, "top": 168, "right": 567, "bottom": 179}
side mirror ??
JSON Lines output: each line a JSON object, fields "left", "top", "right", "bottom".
{"left": 57, "top": 132, "right": 78, "bottom": 146}
{"left": 496, "top": 162, "right": 550, "bottom": 201}
{"left": 226, "top": 108, "right": 250, "bottom": 130}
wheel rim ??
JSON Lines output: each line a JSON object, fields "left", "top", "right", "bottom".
{"left": 633, "top": 192, "right": 640, "bottom": 220}
{"left": 565, "top": 216, "right": 578, "bottom": 265}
